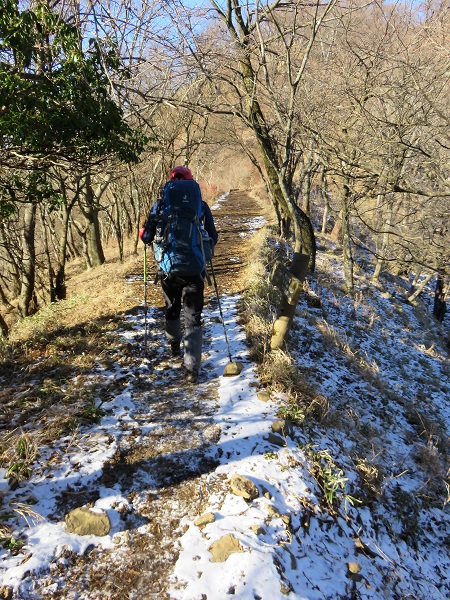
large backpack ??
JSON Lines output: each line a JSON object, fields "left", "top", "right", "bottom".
{"left": 152, "top": 179, "right": 211, "bottom": 275}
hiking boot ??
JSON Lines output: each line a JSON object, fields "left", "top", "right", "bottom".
{"left": 184, "top": 369, "right": 198, "bottom": 383}
{"left": 170, "top": 341, "right": 181, "bottom": 357}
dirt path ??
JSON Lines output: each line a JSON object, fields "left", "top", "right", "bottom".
{"left": 26, "top": 190, "right": 269, "bottom": 599}
{"left": 141, "top": 189, "right": 268, "bottom": 303}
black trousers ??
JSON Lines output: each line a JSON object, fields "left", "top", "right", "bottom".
{"left": 160, "top": 273, "right": 204, "bottom": 371}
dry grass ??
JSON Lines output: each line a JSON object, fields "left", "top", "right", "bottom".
{"left": 259, "top": 349, "right": 301, "bottom": 390}
{"left": 406, "top": 409, "right": 449, "bottom": 452}
{"left": 238, "top": 228, "right": 282, "bottom": 359}
{"left": 11, "top": 248, "right": 148, "bottom": 345}
{"left": 237, "top": 229, "right": 323, "bottom": 421}
{"left": 317, "top": 319, "right": 383, "bottom": 381}
{"left": 304, "top": 394, "right": 330, "bottom": 422}
{"left": 0, "top": 245, "right": 150, "bottom": 551}
{"left": 354, "top": 457, "right": 384, "bottom": 503}
{"left": 0, "top": 429, "right": 40, "bottom": 492}
{"left": 0, "top": 242, "right": 150, "bottom": 492}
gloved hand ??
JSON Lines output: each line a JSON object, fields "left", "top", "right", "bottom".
{"left": 139, "top": 227, "right": 146, "bottom": 242}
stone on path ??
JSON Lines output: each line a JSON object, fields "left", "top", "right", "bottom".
{"left": 265, "top": 432, "right": 287, "bottom": 447}
{"left": 0, "top": 586, "right": 13, "bottom": 600}
{"left": 194, "top": 513, "right": 215, "bottom": 527}
{"left": 65, "top": 507, "right": 111, "bottom": 537}
{"left": 223, "top": 361, "right": 244, "bottom": 377}
{"left": 229, "top": 474, "right": 259, "bottom": 500}
{"left": 209, "top": 533, "right": 243, "bottom": 562}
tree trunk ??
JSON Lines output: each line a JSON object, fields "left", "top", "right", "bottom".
{"left": 66, "top": 219, "right": 81, "bottom": 259}
{"left": 321, "top": 202, "right": 328, "bottom": 235}
{"left": 408, "top": 272, "right": 434, "bottom": 303}
{"left": 301, "top": 171, "right": 312, "bottom": 216}
{"left": 18, "top": 203, "right": 38, "bottom": 317}
{"left": 341, "top": 184, "right": 354, "bottom": 292}
{"left": 54, "top": 202, "right": 73, "bottom": 300}
{"left": 270, "top": 254, "right": 309, "bottom": 350}
{"left": 112, "top": 202, "right": 124, "bottom": 262}
{"left": 53, "top": 178, "right": 80, "bottom": 300}
{"left": 256, "top": 140, "right": 316, "bottom": 270}
{"left": 0, "top": 287, "right": 9, "bottom": 336}
{"left": 433, "top": 274, "right": 448, "bottom": 322}
{"left": 0, "top": 312, "right": 8, "bottom": 337}
{"left": 80, "top": 173, "right": 105, "bottom": 269}
{"left": 240, "top": 57, "right": 316, "bottom": 271}
{"left": 372, "top": 195, "right": 394, "bottom": 283}
{"left": 321, "top": 169, "right": 332, "bottom": 234}
{"left": 300, "top": 140, "right": 317, "bottom": 217}
{"left": 329, "top": 211, "right": 343, "bottom": 244}
{"left": 41, "top": 209, "right": 57, "bottom": 303}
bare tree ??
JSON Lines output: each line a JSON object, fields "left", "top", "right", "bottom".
{"left": 128, "top": 0, "right": 351, "bottom": 270}
{"left": 299, "top": 0, "right": 450, "bottom": 295}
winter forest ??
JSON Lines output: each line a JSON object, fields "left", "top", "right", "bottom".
{"left": 1, "top": 0, "right": 449, "bottom": 336}
{"left": 1, "top": 2, "right": 450, "bottom": 598}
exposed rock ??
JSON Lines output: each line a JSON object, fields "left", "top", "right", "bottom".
{"left": 194, "top": 513, "right": 215, "bottom": 527}
{"left": 209, "top": 533, "right": 243, "bottom": 562}
{"left": 348, "top": 562, "right": 362, "bottom": 573}
{"left": 229, "top": 474, "right": 259, "bottom": 500}
{"left": 347, "top": 561, "right": 363, "bottom": 582}
{"left": 281, "top": 583, "right": 293, "bottom": 595}
{"left": 354, "top": 536, "right": 377, "bottom": 557}
{"left": 265, "top": 503, "right": 281, "bottom": 519}
{"left": 271, "top": 419, "right": 294, "bottom": 437}
{"left": 257, "top": 391, "right": 271, "bottom": 402}
{"left": 65, "top": 507, "right": 111, "bottom": 537}
{"left": 265, "top": 432, "right": 287, "bottom": 447}
{"left": 281, "top": 514, "right": 291, "bottom": 526}
{"left": 265, "top": 504, "right": 291, "bottom": 526}
{"left": 0, "top": 586, "right": 13, "bottom": 600}
{"left": 223, "top": 361, "right": 244, "bottom": 377}
{"left": 250, "top": 525, "right": 265, "bottom": 535}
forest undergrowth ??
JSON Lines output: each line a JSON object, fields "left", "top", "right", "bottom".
{"left": 240, "top": 225, "right": 450, "bottom": 522}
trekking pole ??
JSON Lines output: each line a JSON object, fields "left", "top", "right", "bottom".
{"left": 209, "top": 259, "right": 243, "bottom": 377}
{"left": 143, "top": 243, "right": 148, "bottom": 356}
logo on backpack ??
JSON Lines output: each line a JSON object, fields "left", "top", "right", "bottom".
{"left": 152, "top": 180, "right": 212, "bottom": 275}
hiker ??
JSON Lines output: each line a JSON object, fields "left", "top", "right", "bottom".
{"left": 140, "top": 166, "right": 218, "bottom": 383}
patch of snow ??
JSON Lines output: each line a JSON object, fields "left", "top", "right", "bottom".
{"left": 211, "top": 192, "right": 230, "bottom": 211}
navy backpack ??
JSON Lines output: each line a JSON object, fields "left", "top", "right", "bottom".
{"left": 152, "top": 180, "right": 212, "bottom": 275}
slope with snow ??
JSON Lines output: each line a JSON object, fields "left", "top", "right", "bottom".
{"left": 0, "top": 191, "right": 449, "bottom": 599}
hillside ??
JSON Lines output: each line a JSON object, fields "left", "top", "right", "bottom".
{"left": 0, "top": 190, "right": 449, "bottom": 600}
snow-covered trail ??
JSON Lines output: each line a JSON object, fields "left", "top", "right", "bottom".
{"left": 1, "top": 190, "right": 449, "bottom": 600}
{"left": 0, "top": 190, "right": 285, "bottom": 599}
